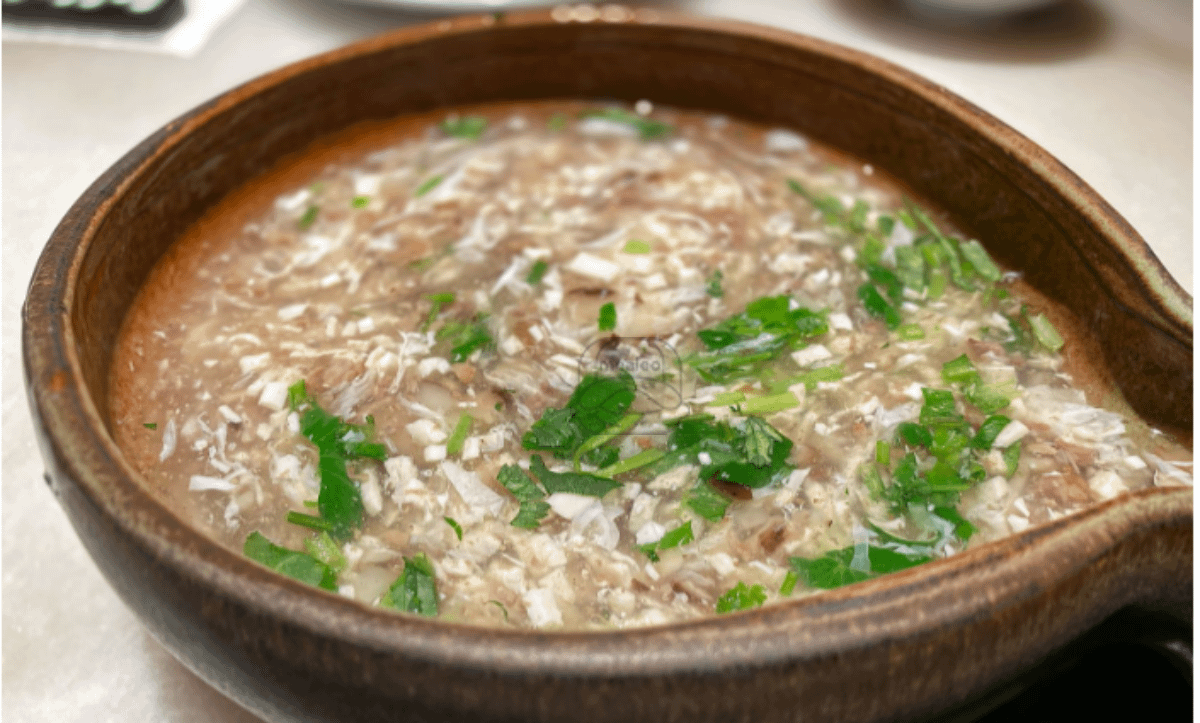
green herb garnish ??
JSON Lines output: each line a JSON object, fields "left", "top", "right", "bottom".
{"left": 580, "top": 108, "right": 672, "bottom": 139}
{"left": 529, "top": 455, "right": 622, "bottom": 497}
{"left": 598, "top": 302, "right": 617, "bottom": 331}
{"left": 659, "top": 414, "right": 793, "bottom": 490}
{"left": 244, "top": 531, "right": 338, "bottom": 591}
{"left": 683, "top": 480, "right": 730, "bottom": 522}
{"left": 789, "top": 544, "right": 932, "bottom": 590}
{"left": 497, "top": 464, "right": 551, "bottom": 529}
{"left": 380, "top": 553, "right": 438, "bottom": 616}
{"left": 351, "top": 195, "right": 370, "bottom": 208}
{"left": 143, "top": 422, "right": 157, "bottom": 430}
{"left": 715, "top": 582, "right": 766, "bottom": 613}
{"left": 444, "top": 516, "right": 464, "bottom": 541}
{"left": 414, "top": 175, "right": 443, "bottom": 197}
{"left": 437, "top": 315, "right": 494, "bottom": 363}
{"left": 525, "top": 259, "right": 549, "bottom": 284}
{"left": 639, "top": 521, "right": 694, "bottom": 561}
{"left": 440, "top": 116, "right": 487, "bottom": 139}
{"left": 303, "top": 531, "right": 347, "bottom": 573}
{"left": 689, "top": 295, "right": 828, "bottom": 383}
{"left": 297, "top": 204, "right": 319, "bottom": 230}
{"left": 446, "top": 414, "right": 473, "bottom": 456}
{"left": 623, "top": 239, "right": 651, "bottom": 254}
{"left": 422, "top": 292, "right": 456, "bottom": 332}
{"left": 522, "top": 371, "right": 636, "bottom": 458}
{"left": 286, "top": 381, "right": 384, "bottom": 539}
{"left": 706, "top": 269, "right": 724, "bottom": 298}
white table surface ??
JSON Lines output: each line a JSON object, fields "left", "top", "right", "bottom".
{"left": 2, "top": 1, "right": 1191, "bottom": 720}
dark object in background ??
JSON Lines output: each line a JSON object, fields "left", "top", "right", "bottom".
{"left": 3, "top": 0, "right": 185, "bottom": 31}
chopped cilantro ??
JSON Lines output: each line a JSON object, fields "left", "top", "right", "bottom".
{"left": 286, "top": 381, "right": 384, "bottom": 539}
{"left": 143, "top": 422, "right": 157, "bottom": 430}
{"left": 971, "top": 415, "right": 1011, "bottom": 449}
{"left": 573, "top": 412, "right": 641, "bottom": 470}
{"left": 864, "top": 263, "right": 904, "bottom": 303}
{"left": 440, "top": 116, "right": 487, "bottom": 139}
{"left": 1027, "top": 312, "right": 1064, "bottom": 352}
{"left": 662, "top": 414, "right": 793, "bottom": 490}
{"left": 444, "top": 516, "right": 464, "bottom": 541}
{"left": 522, "top": 371, "right": 636, "bottom": 458}
{"left": 598, "top": 302, "right": 617, "bottom": 331}
{"left": 689, "top": 295, "right": 828, "bottom": 383}
{"left": 684, "top": 480, "right": 731, "bottom": 522}
{"left": 414, "top": 175, "right": 443, "bottom": 197}
{"left": 595, "top": 448, "right": 665, "bottom": 478}
{"left": 932, "top": 505, "right": 976, "bottom": 541}
{"left": 739, "top": 391, "right": 800, "bottom": 415}
{"left": 779, "top": 570, "right": 799, "bottom": 596}
{"left": 286, "top": 511, "right": 337, "bottom": 533}
{"left": 489, "top": 599, "right": 509, "bottom": 621}
{"left": 1003, "top": 442, "right": 1022, "bottom": 478}
{"left": 623, "top": 239, "right": 651, "bottom": 254}
{"left": 422, "top": 292, "right": 455, "bottom": 332}
{"left": 705, "top": 269, "right": 724, "bottom": 298}
{"left": 244, "top": 531, "right": 337, "bottom": 591}
{"left": 786, "top": 179, "right": 845, "bottom": 225}
{"left": 897, "top": 323, "right": 925, "bottom": 341}
{"left": 789, "top": 544, "right": 931, "bottom": 590}
{"left": 380, "top": 553, "right": 438, "bottom": 616}
{"left": 525, "top": 259, "right": 549, "bottom": 284}
{"left": 958, "top": 240, "right": 1001, "bottom": 282}
{"left": 297, "top": 204, "right": 319, "bottom": 230}
{"left": 445, "top": 414, "right": 473, "bottom": 456}
{"left": 894, "top": 246, "right": 926, "bottom": 290}
{"left": 497, "top": 463, "right": 552, "bottom": 530}
{"left": 303, "top": 531, "right": 347, "bottom": 573}
{"left": 511, "top": 500, "right": 552, "bottom": 529}
{"left": 941, "top": 354, "right": 980, "bottom": 386}
{"left": 715, "top": 582, "right": 766, "bottom": 613}
{"left": 580, "top": 108, "right": 672, "bottom": 139}
{"left": 857, "top": 283, "right": 901, "bottom": 329}
{"left": 436, "top": 315, "right": 493, "bottom": 362}
{"left": 640, "top": 521, "right": 694, "bottom": 561}
{"left": 351, "top": 195, "right": 370, "bottom": 208}
{"left": 529, "top": 455, "right": 622, "bottom": 497}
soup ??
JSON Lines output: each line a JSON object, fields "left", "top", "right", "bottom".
{"left": 110, "top": 101, "right": 1192, "bottom": 629}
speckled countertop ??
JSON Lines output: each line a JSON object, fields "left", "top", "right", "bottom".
{"left": 2, "top": 0, "right": 1190, "bottom": 720}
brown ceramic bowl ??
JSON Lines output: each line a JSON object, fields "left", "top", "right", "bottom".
{"left": 22, "top": 9, "right": 1192, "bottom": 722}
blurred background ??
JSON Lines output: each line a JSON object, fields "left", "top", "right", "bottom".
{"left": 2, "top": 0, "right": 1192, "bottom": 721}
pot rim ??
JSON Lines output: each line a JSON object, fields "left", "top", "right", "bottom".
{"left": 22, "top": 7, "right": 1193, "bottom": 678}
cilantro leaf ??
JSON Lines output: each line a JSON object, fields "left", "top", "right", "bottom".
{"left": 437, "top": 315, "right": 493, "bottom": 363}
{"left": 244, "top": 531, "right": 338, "bottom": 591}
{"left": 440, "top": 116, "right": 487, "bottom": 139}
{"left": 511, "top": 500, "right": 552, "bottom": 529}
{"left": 529, "top": 455, "right": 621, "bottom": 497}
{"left": 689, "top": 295, "right": 828, "bottom": 383}
{"left": 525, "top": 260, "right": 549, "bottom": 284}
{"left": 523, "top": 372, "right": 637, "bottom": 458}
{"left": 598, "top": 302, "right": 617, "bottom": 331}
{"left": 706, "top": 269, "right": 724, "bottom": 298}
{"left": 287, "top": 380, "right": 378, "bottom": 539}
{"left": 716, "top": 582, "right": 766, "bottom": 613}
{"left": 380, "top": 553, "right": 438, "bottom": 616}
{"left": 580, "top": 108, "right": 672, "bottom": 139}
{"left": 640, "top": 521, "right": 695, "bottom": 561}
{"left": 789, "top": 545, "right": 932, "bottom": 590}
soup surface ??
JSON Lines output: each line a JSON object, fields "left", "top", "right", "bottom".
{"left": 111, "top": 101, "right": 1192, "bottom": 629}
